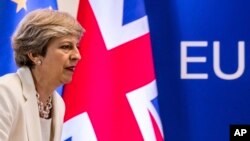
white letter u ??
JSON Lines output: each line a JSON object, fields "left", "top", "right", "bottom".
{"left": 213, "top": 41, "right": 245, "bottom": 80}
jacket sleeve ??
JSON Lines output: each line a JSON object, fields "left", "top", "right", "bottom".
{"left": 0, "top": 85, "right": 19, "bottom": 141}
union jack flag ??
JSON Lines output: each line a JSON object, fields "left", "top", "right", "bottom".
{"left": 62, "top": 0, "right": 164, "bottom": 140}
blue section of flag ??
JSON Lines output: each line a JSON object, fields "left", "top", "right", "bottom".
{"left": 26, "top": 0, "right": 57, "bottom": 12}
{"left": 122, "top": 0, "right": 146, "bottom": 25}
{"left": 0, "top": 0, "right": 57, "bottom": 76}
{"left": 65, "top": 137, "right": 72, "bottom": 141}
{"left": 0, "top": 1, "right": 20, "bottom": 76}
{"left": 152, "top": 97, "right": 160, "bottom": 114}
{"left": 57, "top": 85, "right": 64, "bottom": 96}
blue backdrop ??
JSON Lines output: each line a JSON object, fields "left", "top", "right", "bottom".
{"left": 144, "top": 0, "right": 250, "bottom": 140}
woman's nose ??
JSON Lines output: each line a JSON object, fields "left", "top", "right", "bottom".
{"left": 70, "top": 48, "right": 81, "bottom": 61}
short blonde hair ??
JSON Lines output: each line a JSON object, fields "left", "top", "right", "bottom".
{"left": 12, "top": 8, "right": 85, "bottom": 67}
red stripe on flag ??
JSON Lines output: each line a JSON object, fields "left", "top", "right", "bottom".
{"left": 150, "top": 112, "right": 165, "bottom": 141}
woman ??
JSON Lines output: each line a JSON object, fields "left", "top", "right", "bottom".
{"left": 0, "top": 9, "right": 84, "bottom": 141}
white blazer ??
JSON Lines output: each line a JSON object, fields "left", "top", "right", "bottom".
{"left": 0, "top": 67, "right": 65, "bottom": 141}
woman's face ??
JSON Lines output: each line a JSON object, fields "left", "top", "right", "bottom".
{"left": 40, "top": 35, "right": 81, "bottom": 84}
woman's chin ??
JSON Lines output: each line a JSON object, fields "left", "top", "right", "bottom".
{"left": 62, "top": 76, "right": 73, "bottom": 84}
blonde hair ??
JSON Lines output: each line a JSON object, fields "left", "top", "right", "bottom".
{"left": 12, "top": 8, "right": 85, "bottom": 67}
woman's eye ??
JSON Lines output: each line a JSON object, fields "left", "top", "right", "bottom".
{"left": 61, "top": 45, "right": 71, "bottom": 49}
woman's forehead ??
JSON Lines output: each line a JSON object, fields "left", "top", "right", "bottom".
{"left": 49, "top": 35, "right": 79, "bottom": 44}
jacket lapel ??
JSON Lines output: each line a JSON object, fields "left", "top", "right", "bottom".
{"left": 51, "top": 92, "right": 63, "bottom": 141}
{"left": 17, "top": 67, "right": 42, "bottom": 141}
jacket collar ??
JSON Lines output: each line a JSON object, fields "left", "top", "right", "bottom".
{"left": 17, "top": 67, "right": 62, "bottom": 141}
{"left": 17, "top": 67, "right": 37, "bottom": 100}
{"left": 51, "top": 92, "right": 64, "bottom": 141}
{"left": 17, "top": 67, "right": 42, "bottom": 141}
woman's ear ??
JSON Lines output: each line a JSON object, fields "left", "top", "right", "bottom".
{"left": 27, "top": 52, "right": 42, "bottom": 65}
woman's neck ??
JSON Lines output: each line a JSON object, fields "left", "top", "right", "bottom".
{"left": 30, "top": 67, "right": 58, "bottom": 103}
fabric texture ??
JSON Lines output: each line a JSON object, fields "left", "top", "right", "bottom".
{"left": 0, "top": 67, "right": 65, "bottom": 141}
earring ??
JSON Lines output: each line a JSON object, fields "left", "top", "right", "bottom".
{"left": 37, "top": 60, "right": 42, "bottom": 65}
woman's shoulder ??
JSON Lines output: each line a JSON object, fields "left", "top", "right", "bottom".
{"left": 0, "top": 73, "right": 22, "bottom": 111}
{"left": 0, "top": 73, "right": 22, "bottom": 97}
{"left": 0, "top": 73, "right": 20, "bottom": 87}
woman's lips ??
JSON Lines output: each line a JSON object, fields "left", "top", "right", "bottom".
{"left": 65, "top": 66, "right": 75, "bottom": 72}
